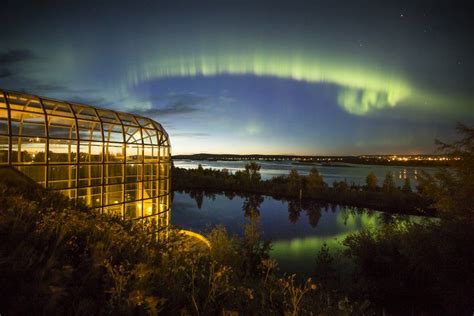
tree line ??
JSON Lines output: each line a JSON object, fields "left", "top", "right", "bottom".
{"left": 172, "top": 161, "right": 432, "bottom": 215}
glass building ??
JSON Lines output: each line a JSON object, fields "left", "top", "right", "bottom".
{"left": 0, "top": 90, "right": 171, "bottom": 236}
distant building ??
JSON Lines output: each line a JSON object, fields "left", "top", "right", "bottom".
{"left": 0, "top": 90, "right": 171, "bottom": 237}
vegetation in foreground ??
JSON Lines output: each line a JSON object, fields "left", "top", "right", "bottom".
{"left": 0, "top": 124, "right": 472, "bottom": 315}
{"left": 323, "top": 124, "right": 474, "bottom": 315}
{"left": 0, "top": 168, "right": 363, "bottom": 315}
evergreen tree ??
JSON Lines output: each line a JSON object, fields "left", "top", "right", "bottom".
{"left": 288, "top": 169, "right": 301, "bottom": 195}
{"left": 306, "top": 167, "right": 325, "bottom": 194}
{"left": 366, "top": 172, "right": 378, "bottom": 191}
{"left": 382, "top": 172, "right": 396, "bottom": 193}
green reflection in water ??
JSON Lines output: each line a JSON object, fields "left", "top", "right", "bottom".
{"left": 270, "top": 210, "right": 380, "bottom": 275}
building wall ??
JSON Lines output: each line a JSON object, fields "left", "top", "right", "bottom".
{"left": 0, "top": 90, "right": 171, "bottom": 236}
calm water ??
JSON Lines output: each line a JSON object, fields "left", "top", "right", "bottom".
{"left": 171, "top": 191, "right": 417, "bottom": 276}
{"left": 173, "top": 159, "right": 436, "bottom": 188}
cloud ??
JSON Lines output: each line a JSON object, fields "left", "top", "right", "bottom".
{"left": 172, "top": 132, "right": 210, "bottom": 138}
{"left": 0, "top": 49, "right": 35, "bottom": 79}
{"left": 0, "top": 68, "right": 12, "bottom": 78}
{"left": 134, "top": 93, "right": 209, "bottom": 116}
{"left": 0, "top": 49, "right": 34, "bottom": 65}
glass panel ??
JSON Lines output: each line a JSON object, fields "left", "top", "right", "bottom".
{"left": 125, "top": 182, "right": 142, "bottom": 201}
{"left": 11, "top": 137, "right": 46, "bottom": 163}
{"left": 126, "top": 144, "right": 142, "bottom": 163}
{"left": 143, "top": 164, "right": 156, "bottom": 181}
{"left": 72, "top": 104, "right": 99, "bottom": 121}
{"left": 49, "top": 139, "right": 77, "bottom": 163}
{"left": 144, "top": 180, "right": 158, "bottom": 198}
{"left": 144, "top": 146, "right": 157, "bottom": 163}
{"left": 158, "top": 179, "right": 168, "bottom": 195}
{"left": 15, "top": 165, "right": 46, "bottom": 184}
{"left": 42, "top": 99, "right": 74, "bottom": 117}
{"left": 0, "top": 109, "right": 8, "bottom": 135}
{"left": 0, "top": 93, "right": 6, "bottom": 108}
{"left": 78, "top": 186, "right": 102, "bottom": 207}
{"left": 161, "top": 136, "right": 170, "bottom": 147}
{"left": 103, "top": 123, "right": 123, "bottom": 142}
{"left": 78, "top": 120, "right": 102, "bottom": 141}
{"left": 158, "top": 195, "right": 170, "bottom": 212}
{"left": 10, "top": 111, "right": 46, "bottom": 136}
{"left": 78, "top": 164, "right": 102, "bottom": 187}
{"left": 48, "top": 116, "right": 76, "bottom": 139}
{"left": 0, "top": 136, "right": 8, "bottom": 163}
{"left": 152, "top": 121, "right": 163, "bottom": 130}
{"left": 158, "top": 211, "right": 169, "bottom": 228}
{"left": 97, "top": 109, "right": 120, "bottom": 123}
{"left": 105, "top": 143, "right": 124, "bottom": 162}
{"left": 105, "top": 164, "right": 123, "bottom": 184}
{"left": 125, "top": 201, "right": 142, "bottom": 219}
{"left": 136, "top": 117, "right": 154, "bottom": 129}
{"left": 143, "top": 198, "right": 157, "bottom": 216}
{"left": 48, "top": 165, "right": 77, "bottom": 189}
{"left": 124, "top": 126, "right": 142, "bottom": 143}
{"left": 159, "top": 162, "right": 170, "bottom": 179}
{"left": 118, "top": 113, "right": 139, "bottom": 126}
{"left": 104, "top": 184, "right": 123, "bottom": 205}
{"left": 7, "top": 93, "right": 43, "bottom": 113}
{"left": 125, "top": 164, "right": 142, "bottom": 182}
{"left": 104, "top": 204, "right": 123, "bottom": 217}
{"left": 142, "top": 128, "right": 158, "bottom": 145}
{"left": 159, "top": 146, "right": 170, "bottom": 161}
{"left": 79, "top": 141, "right": 102, "bottom": 162}
{"left": 59, "top": 189, "right": 76, "bottom": 200}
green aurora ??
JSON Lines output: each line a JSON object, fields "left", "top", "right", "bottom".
{"left": 125, "top": 42, "right": 469, "bottom": 117}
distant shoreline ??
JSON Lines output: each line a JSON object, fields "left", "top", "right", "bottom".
{"left": 172, "top": 154, "right": 451, "bottom": 168}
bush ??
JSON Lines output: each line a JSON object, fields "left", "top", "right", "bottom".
{"left": 0, "top": 169, "right": 327, "bottom": 315}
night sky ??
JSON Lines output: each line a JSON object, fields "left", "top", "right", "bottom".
{"left": 1, "top": 0, "right": 473, "bottom": 155}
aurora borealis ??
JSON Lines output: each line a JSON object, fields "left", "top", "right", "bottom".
{"left": 1, "top": 0, "right": 473, "bottom": 154}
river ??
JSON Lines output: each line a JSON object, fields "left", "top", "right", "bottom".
{"left": 171, "top": 159, "right": 433, "bottom": 275}
{"left": 173, "top": 159, "right": 437, "bottom": 188}
{"left": 171, "top": 191, "right": 421, "bottom": 276}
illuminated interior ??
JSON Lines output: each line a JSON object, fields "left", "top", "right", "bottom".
{"left": 0, "top": 90, "right": 171, "bottom": 237}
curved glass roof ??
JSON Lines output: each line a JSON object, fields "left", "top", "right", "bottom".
{"left": 0, "top": 90, "right": 169, "bottom": 146}
{"left": 0, "top": 89, "right": 171, "bottom": 237}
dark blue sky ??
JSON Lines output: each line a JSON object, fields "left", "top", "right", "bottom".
{"left": 1, "top": 0, "right": 473, "bottom": 154}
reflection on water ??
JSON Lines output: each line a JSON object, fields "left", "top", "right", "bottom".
{"left": 172, "top": 190, "right": 416, "bottom": 275}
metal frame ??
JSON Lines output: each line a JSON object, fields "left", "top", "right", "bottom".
{"left": 0, "top": 89, "right": 171, "bottom": 237}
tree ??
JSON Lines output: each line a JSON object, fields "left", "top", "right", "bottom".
{"left": 343, "top": 124, "right": 474, "bottom": 314}
{"left": 365, "top": 172, "right": 378, "bottom": 191}
{"left": 245, "top": 162, "right": 261, "bottom": 183}
{"left": 333, "top": 180, "right": 349, "bottom": 192}
{"left": 313, "top": 243, "right": 336, "bottom": 289}
{"left": 306, "top": 168, "right": 325, "bottom": 195}
{"left": 418, "top": 123, "right": 474, "bottom": 219}
{"left": 288, "top": 169, "right": 301, "bottom": 195}
{"left": 402, "top": 177, "right": 412, "bottom": 192}
{"left": 382, "top": 172, "right": 396, "bottom": 193}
